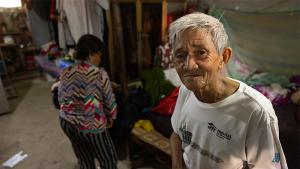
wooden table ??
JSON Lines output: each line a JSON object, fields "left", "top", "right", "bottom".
{"left": 129, "top": 127, "right": 172, "bottom": 169}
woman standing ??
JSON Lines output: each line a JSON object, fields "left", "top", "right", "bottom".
{"left": 58, "top": 34, "right": 118, "bottom": 169}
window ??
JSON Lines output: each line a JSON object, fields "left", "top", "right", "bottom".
{"left": 0, "top": 0, "right": 22, "bottom": 8}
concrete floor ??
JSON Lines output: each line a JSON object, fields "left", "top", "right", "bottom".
{"left": 0, "top": 78, "right": 132, "bottom": 169}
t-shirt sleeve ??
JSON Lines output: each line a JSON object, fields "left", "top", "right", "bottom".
{"left": 171, "top": 85, "right": 188, "bottom": 134}
{"left": 245, "top": 107, "right": 288, "bottom": 169}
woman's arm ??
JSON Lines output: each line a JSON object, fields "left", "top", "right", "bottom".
{"left": 100, "top": 69, "right": 117, "bottom": 122}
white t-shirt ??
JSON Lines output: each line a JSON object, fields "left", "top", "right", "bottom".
{"left": 171, "top": 80, "right": 288, "bottom": 169}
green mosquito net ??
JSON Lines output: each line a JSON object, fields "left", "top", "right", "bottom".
{"left": 208, "top": 0, "right": 300, "bottom": 76}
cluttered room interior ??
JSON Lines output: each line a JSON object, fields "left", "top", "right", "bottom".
{"left": 0, "top": 0, "right": 299, "bottom": 169}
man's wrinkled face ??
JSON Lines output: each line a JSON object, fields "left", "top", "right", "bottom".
{"left": 174, "top": 29, "right": 223, "bottom": 92}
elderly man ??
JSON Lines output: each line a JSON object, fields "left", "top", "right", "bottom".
{"left": 169, "top": 13, "right": 288, "bottom": 169}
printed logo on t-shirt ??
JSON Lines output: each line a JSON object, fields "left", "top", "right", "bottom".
{"left": 190, "top": 142, "right": 224, "bottom": 163}
{"left": 179, "top": 123, "right": 192, "bottom": 144}
{"left": 179, "top": 123, "right": 224, "bottom": 164}
{"left": 272, "top": 153, "right": 280, "bottom": 163}
{"left": 208, "top": 123, "right": 232, "bottom": 141}
{"left": 272, "top": 153, "right": 281, "bottom": 168}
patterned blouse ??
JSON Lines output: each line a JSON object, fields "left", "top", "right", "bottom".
{"left": 58, "top": 61, "right": 117, "bottom": 133}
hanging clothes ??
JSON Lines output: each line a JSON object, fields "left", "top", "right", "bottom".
{"left": 27, "top": 9, "right": 52, "bottom": 47}
{"left": 56, "top": 0, "right": 75, "bottom": 48}
{"left": 56, "top": 0, "right": 108, "bottom": 48}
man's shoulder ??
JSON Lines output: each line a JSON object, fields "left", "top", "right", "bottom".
{"left": 179, "top": 85, "right": 189, "bottom": 94}
{"left": 172, "top": 85, "right": 191, "bottom": 117}
{"left": 240, "top": 82, "right": 277, "bottom": 123}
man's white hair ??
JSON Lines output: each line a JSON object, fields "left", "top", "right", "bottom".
{"left": 169, "top": 12, "right": 228, "bottom": 54}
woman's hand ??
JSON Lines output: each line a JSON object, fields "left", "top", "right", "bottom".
{"left": 108, "top": 118, "right": 114, "bottom": 128}
{"left": 51, "top": 81, "right": 60, "bottom": 92}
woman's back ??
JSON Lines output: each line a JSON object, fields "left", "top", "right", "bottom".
{"left": 58, "top": 61, "right": 116, "bottom": 132}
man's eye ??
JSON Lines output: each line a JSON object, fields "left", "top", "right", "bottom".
{"left": 195, "top": 50, "right": 206, "bottom": 56}
{"left": 175, "top": 54, "right": 185, "bottom": 59}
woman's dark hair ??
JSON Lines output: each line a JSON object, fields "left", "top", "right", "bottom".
{"left": 75, "top": 34, "right": 104, "bottom": 60}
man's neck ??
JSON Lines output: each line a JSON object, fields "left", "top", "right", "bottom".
{"left": 193, "top": 77, "right": 239, "bottom": 103}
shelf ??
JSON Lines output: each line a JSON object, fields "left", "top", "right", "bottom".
{"left": 0, "top": 32, "right": 21, "bottom": 36}
{"left": 0, "top": 44, "right": 18, "bottom": 48}
{"left": 19, "top": 46, "right": 39, "bottom": 53}
{"left": 0, "top": 44, "right": 39, "bottom": 52}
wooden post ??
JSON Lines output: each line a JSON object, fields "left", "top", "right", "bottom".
{"left": 161, "top": 0, "right": 167, "bottom": 40}
{"left": 105, "top": 9, "right": 115, "bottom": 81}
{"left": 136, "top": 0, "right": 142, "bottom": 73}
{"left": 111, "top": 0, "right": 128, "bottom": 99}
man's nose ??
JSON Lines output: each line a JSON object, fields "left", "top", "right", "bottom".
{"left": 184, "top": 54, "right": 198, "bottom": 70}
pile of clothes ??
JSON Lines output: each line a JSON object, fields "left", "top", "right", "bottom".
{"left": 246, "top": 73, "right": 291, "bottom": 106}
{"left": 227, "top": 56, "right": 300, "bottom": 106}
{"left": 35, "top": 41, "right": 74, "bottom": 78}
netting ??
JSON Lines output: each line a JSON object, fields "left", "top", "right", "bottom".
{"left": 208, "top": 0, "right": 300, "bottom": 76}
{"left": 208, "top": 0, "right": 300, "bottom": 12}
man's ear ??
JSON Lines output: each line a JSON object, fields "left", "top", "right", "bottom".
{"left": 222, "top": 47, "right": 232, "bottom": 64}
{"left": 218, "top": 47, "right": 232, "bottom": 70}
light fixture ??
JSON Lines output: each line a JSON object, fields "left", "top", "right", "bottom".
{"left": 0, "top": 0, "right": 22, "bottom": 8}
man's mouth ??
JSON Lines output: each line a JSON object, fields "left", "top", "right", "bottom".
{"left": 183, "top": 74, "right": 203, "bottom": 78}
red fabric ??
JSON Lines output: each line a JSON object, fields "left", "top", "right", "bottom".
{"left": 50, "top": 0, "right": 56, "bottom": 19}
{"left": 25, "top": 0, "right": 33, "bottom": 10}
{"left": 152, "top": 87, "right": 179, "bottom": 116}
